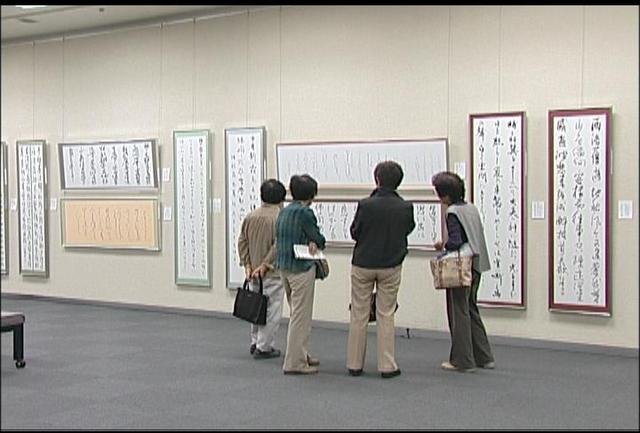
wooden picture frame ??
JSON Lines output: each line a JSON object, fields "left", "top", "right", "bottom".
{"left": 17, "top": 140, "right": 48, "bottom": 277}
{"left": 225, "top": 127, "right": 266, "bottom": 289}
{"left": 470, "top": 112, "right": 526, "bottom": 309}
{"left": 1, "top": 141, "right": 8, "bottom": 275}
{"left": 58, "top": 139, "right": 159, "bottom": 190}
{"left": 60, "top": 197, "right": 160, "bottom": 251}
{"left": 173, "top": 130, "right": 212, "bottom": 286}
{"left": 548, "top": 107, "right": 611, "bottom": 316}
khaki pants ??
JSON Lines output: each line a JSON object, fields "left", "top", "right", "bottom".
{"left": 280, "top": 267, "right": 316, "bottom": 371}
{"left": 347, "top": 264, "right": 402, "bottom": 373}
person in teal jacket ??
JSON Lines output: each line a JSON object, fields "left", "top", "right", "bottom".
{"left": 276, "top": 174, "right": 326, "bottom": 375}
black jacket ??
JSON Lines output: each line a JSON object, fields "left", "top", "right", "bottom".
{"left": 350, "top": 187, "right": 416, "bottom": 268}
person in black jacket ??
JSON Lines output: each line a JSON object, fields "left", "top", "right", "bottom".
{"left": 346, "top": 161, "right": 415, "bottom": 379}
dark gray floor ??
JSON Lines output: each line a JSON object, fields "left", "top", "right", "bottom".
{"left": 1, "top": 296, "right": 638, "bottom": 430}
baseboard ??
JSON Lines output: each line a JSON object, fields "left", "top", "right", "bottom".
{"left": 2, "top": 292, "right": 638, "bottom": 358}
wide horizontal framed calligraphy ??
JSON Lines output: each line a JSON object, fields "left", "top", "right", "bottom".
{"left": 17, "top": 140, "right": 49, "bottom": 277}
{"left": 470, "top": 112, "right": 526, "bottom": 309}
{"left": 548, "top": 107, "right": 611, "bottom": 316}
{"left": 276, "top": 138, "right": 448, "bottom": 189}
{"left": 173, "top": 129, "right": 212, "bottom": 286}
{"left": 1, "top": 141, "right": 8, "bottom": 275}
{"left": 284, "top": 198, "right": 444, "bottom": 250}
{"left": 58, "top": 139, "right": 159, "bottom": 190}
{"left": 60, "top": 197, "right": 160, "bottom": 250}
{"left": 225, "top": 127, "right": 266, "bottom": 289}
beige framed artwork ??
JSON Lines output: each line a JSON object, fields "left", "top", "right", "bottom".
{"left": 60, "top": 197, "right": 160, "bottom": 250}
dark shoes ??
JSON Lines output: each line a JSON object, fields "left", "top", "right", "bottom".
{"left": 380, "top": 369, "right": 401, "bottom": 379}
{"left": 249, "top": 344, "right": 256, "bottom": 355}
{"left": 348, "top": 368, "right": 363, "bottom": 377}
{"left": 253, "top": 348, "right": 281, "bottom": 359}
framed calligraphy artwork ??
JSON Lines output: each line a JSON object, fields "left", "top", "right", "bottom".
{"left": 58, "top": 139, "right": 159, "bottom": 190}
{"left": 60, "top": 197, "right": 160, "bottom": 250}
{"left": 17, "top": 140, "right": 48, "bottom": 277}
{"left": 284, "top": 199, "right": 443, "bottom": 250}
{"left": 225, "top": 127, "right": 266, "bottom": 289}
{"left": 174, "top": 130, "right": 211, "bottom": 286}
{"left": 1, "top": 142, "right": 8, "bottom": 274}
{"left": 549, "top": 108, "right": 611, "bottom": 315}
{"left": 276, "top": 139, "right": 448, "bottom": 188}
{"left": 470, "top": 112, "right": 526, "bottom": 308}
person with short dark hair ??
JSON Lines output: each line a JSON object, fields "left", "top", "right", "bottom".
{"left": 432, "top": 171, "right": 495, "bottom": 372}
{"left": 276, "top": 174, "right": 326, "bottom": 375}
{"left": 238, "top": 178, "right": 287, "bottom": 359}
{"left": 347, "top": 160, "right": 415, "bottom": 379}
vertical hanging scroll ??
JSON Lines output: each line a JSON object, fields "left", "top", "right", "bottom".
{"left": 549, "top": 108, "right": 611, "bottom": 315}
{"left": 225, "top": 127, "right": 266, "bottom": 289}
{"left": 470, "top": 112, "right": 526, "bottom": 308}
{"left": 17, "top": 140, "right": 48, "bottom": 277}
{"left": 1, "top": 142, "right": 8, "bottom": 274}
{"left": 173, "top": 130, "right": 211, "bottom": 286}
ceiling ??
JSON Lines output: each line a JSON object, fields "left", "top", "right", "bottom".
{"left": 1, "top": 5, "right": 250, "bottom": 44}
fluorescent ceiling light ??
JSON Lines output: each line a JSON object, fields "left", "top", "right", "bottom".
{"left": 16, "top": 5, "right": 47, "bottom": 9}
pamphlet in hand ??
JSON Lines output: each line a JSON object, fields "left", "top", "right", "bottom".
{"left": 293, "top": 244, "right": 326, "bottom": 260}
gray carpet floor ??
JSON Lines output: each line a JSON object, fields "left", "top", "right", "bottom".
{"left": 1, "top": 296, "right": 638, "bottom": 430}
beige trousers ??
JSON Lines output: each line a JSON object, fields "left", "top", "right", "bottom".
{"left": 280, "top": 267, "right": 316, "bottom": 371}
{"left": 347, "top": 264, "right": 402, "bottom": 373}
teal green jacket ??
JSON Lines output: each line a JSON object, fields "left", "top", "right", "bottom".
{"left": 275, "top": 201, "right": 326, "bottom": 272}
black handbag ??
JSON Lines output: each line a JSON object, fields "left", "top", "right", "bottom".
{"left": 233, "top": 276, "right": 268, "bottom": 325}
{"left": 349, "top": 291, "right": 399, "bottom": 323}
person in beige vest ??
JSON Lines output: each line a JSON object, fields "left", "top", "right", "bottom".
{"left": 238, "top": 179, "right": 287, "bottom": 359}
{"left": 432, "top": 171, "right": 495, "bottom": 372}
{"left": 347, "top": 161, "right": 415, "bottom": 379}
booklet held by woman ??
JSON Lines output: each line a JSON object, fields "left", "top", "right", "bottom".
{"left": 293, "top": 244, "right": 326, "bottom": 260}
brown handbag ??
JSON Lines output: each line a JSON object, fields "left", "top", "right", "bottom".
{"left": 314, "top": 259, "right": 330, "bottom": 280}
{"left": 430, "top": 250, "right": 473, "bottom": 289}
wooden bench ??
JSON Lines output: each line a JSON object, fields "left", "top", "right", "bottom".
{"left": 1, "top": 311, "right": 26, "bottom": 368}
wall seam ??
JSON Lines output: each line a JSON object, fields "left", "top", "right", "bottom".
{"left": 61, "top": 37, "right": 65, "bottom": 142}
{"left": 279, "top": 6, "right": 283, "bottom": 142}
{"left": 580, "top": 6, "right": 586, "bottom": 108}
{"left": 447, "top": 7, "right": 452, "bottom": 148}
{"left": 158, "top": 23, "right": 163, "bottom": 150}
{"left": 32, "top": 41, "right": 36, "bottom": 139}
{"left": 498, "top": 6, "right": 503, "bottom": 112}
{"left": 246, "top": 9, "right": 250, "bottom": 128}
{"left": 192, "top": 18, "right": 196, "bottom": 129}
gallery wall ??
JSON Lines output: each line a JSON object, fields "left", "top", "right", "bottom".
{"left": 1, "top": 6, "right": 638, "bottom": 348}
